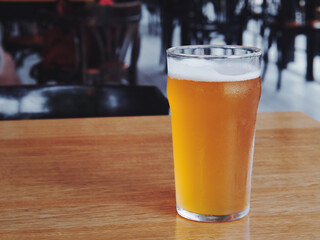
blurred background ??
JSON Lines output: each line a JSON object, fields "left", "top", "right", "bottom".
{"left": 0, "top": 0, "right": 319, "bottom": 120}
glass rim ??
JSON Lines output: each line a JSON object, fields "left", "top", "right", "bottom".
{"left": 167, "top": 44, "right": 262, "bottom": 59}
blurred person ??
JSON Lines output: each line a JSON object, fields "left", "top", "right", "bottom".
{"left": 0, "top": 48, "right": 21, "bottom": 86}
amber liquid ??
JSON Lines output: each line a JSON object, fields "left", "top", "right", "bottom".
{"left": 167, "top": 76, "right": 261, "bottom": 215}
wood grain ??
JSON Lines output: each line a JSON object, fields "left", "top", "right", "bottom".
{"left": 0, "top": 112, "right": 319, "bottom": 239}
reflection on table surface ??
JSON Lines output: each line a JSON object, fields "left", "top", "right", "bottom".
{"left": 175, "top": 216, "right": 250, "bottom": 240}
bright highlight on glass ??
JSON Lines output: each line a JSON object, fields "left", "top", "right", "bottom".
{"left": 167, "top": 45, "right": 262, "bottom": 222}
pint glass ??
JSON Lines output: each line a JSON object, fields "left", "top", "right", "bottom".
{"left": 167, "top": 45, "right": 262, "bottom": 222}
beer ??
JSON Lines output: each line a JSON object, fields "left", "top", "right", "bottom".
{"left": 167, "top": 48, "right": 261, "bottom": 222}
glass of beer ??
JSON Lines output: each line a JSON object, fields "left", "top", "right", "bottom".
{"left": 167, "top": 45, "right": 262, "bottom": 222}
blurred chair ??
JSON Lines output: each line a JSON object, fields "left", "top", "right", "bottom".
{"left": 158, "top": 0, "right": 249, "bottom": 65}
{"left": 0, "top": 1, "right": 56, "bottom": 70}
{"left": 0, "top": 1, "right": 142, "bottom": 85}
{"left": 208, "top": 0, "right": 249, "bottom": 45}
{"left": 0, "top": 1, "right": 85, "bottom": 85}
{"left": 82, "top": 1, "right": 141, "bottom": 85}
{"left": 144, "top": 0, "right": 161, "bottom": 35}
{"left": 0, "top": 85, "right": 169, "bottom": 120}
{"left": 1, "top": 24, "right": 43, "bottom": 69}
{"left": 29, "top": 23, "right": 82, "bottom": 84}
{"left": 262, "top": 0, "right": 320, "bottom": 89}
{"left": 305, "top": 0, "right": 320, "bottom": 81}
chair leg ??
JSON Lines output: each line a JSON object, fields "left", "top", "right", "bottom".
{"left": 79, "top": 26, "right": 87, "bottom": 84}
{"left": 276, "top": 49, "right": 285, "bottom": 90}
{"left": 261, "top": 27, "right": 274, "bottom": 82}
{"left": 128, "top": 32, "right": 140, "bottom": 86}
{"left": 261, "top": 46, "right": 269, "bottom": 82}
{"left": 159, "top": 11, "right": 174, "bottom": 65}
{"left": 276, "top": 31, "right": 288, "bottom": 90}
{"left": 261, "top": 60, "right": 268, "bottom": 82}
{"left": 306, "top": 31, "right": 315, "bottom": 81}
{"left": 276, "top": 68, "right": 282, "bottom": 90}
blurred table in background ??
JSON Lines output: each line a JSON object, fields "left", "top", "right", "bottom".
{"left": 0, "top": 84, "right": 169, "bottom": 120}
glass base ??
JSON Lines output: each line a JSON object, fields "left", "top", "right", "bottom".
{"left": 177, "top": 205, "right": 249, "bottom": 222}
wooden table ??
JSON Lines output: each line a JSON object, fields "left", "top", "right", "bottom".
{"left": 0, "top": 112, "right": 319, "bottom": 239}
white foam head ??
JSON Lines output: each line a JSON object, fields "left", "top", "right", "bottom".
{"left": 167, "top": 58, "right": 260, "bottom": 82}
